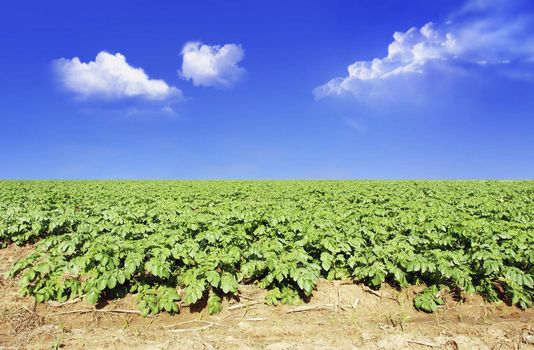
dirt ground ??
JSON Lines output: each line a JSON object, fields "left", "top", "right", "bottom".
{"left": 1, "top": 245, "right": 533, "bottom": 350}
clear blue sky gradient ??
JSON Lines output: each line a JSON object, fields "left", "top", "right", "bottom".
{"left": 1, "top": 0, "right": 533, "bottom": 179}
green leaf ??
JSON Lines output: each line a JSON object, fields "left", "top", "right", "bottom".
{"left": 320, "top": 252, "right": 333, "bottom": 271}
{"left": 139, "top": 306, "right": 150, "bottom": 317}
{"left": 205, "top": 270, "right": 220, "bottom": 288}
{"left": 370, "top": 272, "right": 385, "bottom": 287}
{"left": 97, "top": 277, "right": 107, "bottom": 291}
{"left": 220, "top": 272, "right": 239, "bottom": 294}
{"left": 207, "top": 291, "right": 222, "bottom": 315}
{"left": 523, "top": 275, "right": 533, "bottom": 289}
{"left": 35, "top": 293, "right": 45, "bottom": 303}
{"left": 86, "top": 290, "right": 99, "bottom": 304}
{"left": 107, "top": 275, "right": 117, "bottom": 289}
{"left": 183, "top": 282, "right": 205, "bottom": 305}
{"left": 414, "top": 286, "right": 443, "bottom": 313}
{"left": 265, "top": 288, "right": 282, "bottom": 305}
{"left": 117, "top": 271, "right": 126, "bottom": 285}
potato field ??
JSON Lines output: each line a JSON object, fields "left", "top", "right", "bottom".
{"left": 1, "top": 181, "right": 533, "bottom": 317}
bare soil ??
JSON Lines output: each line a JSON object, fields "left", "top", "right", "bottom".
{"left": 1, "top": 245, "right": 533, "bottom": 350}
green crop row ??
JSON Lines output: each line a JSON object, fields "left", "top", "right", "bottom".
{"left": 1, "top": 180, "right": 533, "bottom": 315}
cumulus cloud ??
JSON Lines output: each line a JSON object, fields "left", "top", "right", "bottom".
{"left": 54, "top": 51, "right": 181, "bottom": 100}
{"left": 179, "top": 42, "right": 246, "bottom": 88}
{"left": 314, "top": 0, "right": 534, "bottom": 102}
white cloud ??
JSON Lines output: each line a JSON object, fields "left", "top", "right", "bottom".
{"left": 54, "top": 51, "right": 181, "bottom": 100}
{"left": 179, "top": 42, "right": 246, "bottom": 88}
{"left": 314, "top": 0, "right": 534, "bottom": 102}
{"left": 458, "top": 0, "right": 521, "bottom": 15}
{"left": 125, "top": 106, "right": 177, "bottom": 117}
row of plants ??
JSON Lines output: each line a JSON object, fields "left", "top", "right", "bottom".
{"left": 1, "top": 180, "right": 533, "bottom": 314}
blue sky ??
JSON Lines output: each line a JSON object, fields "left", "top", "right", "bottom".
{"left": 1, "top": 0, "right": 534, "bottom": 179}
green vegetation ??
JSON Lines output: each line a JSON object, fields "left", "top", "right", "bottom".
{"left": 1, "top": 181, "right": 533, "bottom": 315}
